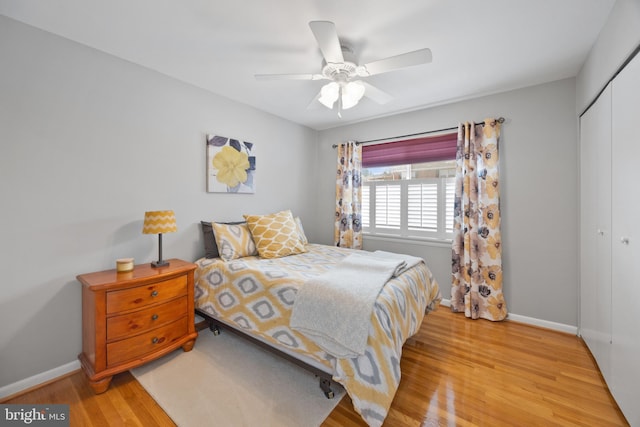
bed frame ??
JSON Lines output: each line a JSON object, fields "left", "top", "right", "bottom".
{"left": 195, "top": 308, "right": 336, "bottom": 399}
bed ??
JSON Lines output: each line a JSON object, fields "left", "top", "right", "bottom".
{"left": 194, "top": 237, "right": 441, "bottom": 427}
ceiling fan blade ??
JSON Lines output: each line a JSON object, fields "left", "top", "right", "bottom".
{"left": 309, "top": 21, "right": 344, "bottom": 64}
{"left": 357, "top": 48, "right": 432, "bottom": 76}
{"left": 361, "top": 81, "right": 393, "bottom": 104}
{"left": 255, "top": 73, "right": 324, "bottom": 81}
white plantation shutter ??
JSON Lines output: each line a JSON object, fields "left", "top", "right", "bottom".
{"left": 375, "top": 184, "right": 401, "bottom": 229}
{"left": 408, "top": 182, "right": 438, "bottom": 231}
{"left": 445, "top": 177, "right": 455, "bottom": 233}
{"left": 362, "top": 176, "right": 454, "bottom": 239}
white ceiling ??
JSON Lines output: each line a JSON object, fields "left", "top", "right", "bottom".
{"left": 1, "top": 0, "right": 615, "bottom": 130}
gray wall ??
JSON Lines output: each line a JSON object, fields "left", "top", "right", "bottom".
{"left": 576, "top": 0, "right": 640, "bottom": 114}
{"left": 0, "top": 16, "right": 317, "bottom": 389}
{"left": 313, "top": 79, "right": 579, "bottom": 326}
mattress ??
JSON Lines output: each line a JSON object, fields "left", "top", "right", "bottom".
{"left": 194, "top": 243, "right": 441, "bottom": 427}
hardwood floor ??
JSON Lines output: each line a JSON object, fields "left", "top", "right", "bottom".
{"left": 3, "top": 307, "right": 628, "bottom": 426}
{"left": 324, "top": 307, "right": 628, "bottom": 427}
{"left": 3, "top": 369, "right": 175, "bottom": 426}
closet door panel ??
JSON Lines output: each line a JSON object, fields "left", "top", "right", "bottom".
{"left": 611, "top": 51, "right": 640, "bottom": 427}
{"left": 579, "top": 83, "right": 612, "bottom": 381}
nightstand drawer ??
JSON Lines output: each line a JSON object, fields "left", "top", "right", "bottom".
{"left": 106, "top": 296, "right": 188, "bottom": 341}
{"left": 107, "top": 317, "right": 188, "bottom": 367}
{"left": 106, "top": 275, "right": 187, "bottom": 314}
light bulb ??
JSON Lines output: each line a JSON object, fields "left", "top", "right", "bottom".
{"left": 341, "top": 81, "right": 366, "bottom": 109}
{"left": 318, "top": 82, "right": 339, "bottom": 109}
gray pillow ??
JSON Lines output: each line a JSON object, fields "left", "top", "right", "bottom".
{"left": 201, "top": 221, "right": 245, "bottom": 258}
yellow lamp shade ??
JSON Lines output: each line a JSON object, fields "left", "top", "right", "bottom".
{"left": 142, "top": 210, "right": 177, "bottom": 234}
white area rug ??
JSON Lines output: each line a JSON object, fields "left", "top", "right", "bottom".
{"left": 131, "top": 329, "right": 345, "bottom": 427}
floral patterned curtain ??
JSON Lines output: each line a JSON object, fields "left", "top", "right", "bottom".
{"left": 451, "top": 120, "right": 507, "bottom": 320}
{"left": 334, "top": 141, "right": 363, "bottom": 249}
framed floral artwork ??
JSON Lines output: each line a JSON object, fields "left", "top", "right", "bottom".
{"left": 206, "top": 134, "right": 256, "bottom": 193}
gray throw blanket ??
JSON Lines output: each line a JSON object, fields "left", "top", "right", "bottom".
{"left": 289, "top": 250, "right": 423, "bottom": 358}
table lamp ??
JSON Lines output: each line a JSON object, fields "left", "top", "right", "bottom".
{"left": 142, "top": 210, "right": 177, "bottom": 268}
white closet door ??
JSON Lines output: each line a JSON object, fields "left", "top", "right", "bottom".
{"left": 611, "top": 51, "right": 640, "bottom": 426}
{"left": 579, "top": 83, "right": 612, "bottom": 381}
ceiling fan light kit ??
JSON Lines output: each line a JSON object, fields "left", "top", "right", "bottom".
{"left": 319, "top": 80, "right": 365, "bottom": 110}
{"left": 255, "top": 21, "right": 432, "bottom": 116}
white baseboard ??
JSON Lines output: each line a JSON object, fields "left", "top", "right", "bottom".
{"left": 506, "top": 313, "right": 578, "bottom": 335}
{"left": 438, "top": 299, "right": 578, "bottom": 335}
{"left": 438, "top": 298, "right": 452, "bottom": 307}
{"left": 0, "top": 360, "right": 80, "bottom": 400}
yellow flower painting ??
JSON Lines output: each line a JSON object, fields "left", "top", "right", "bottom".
{"left": 206, "top": 134, "right": 256, "bottom": 193}
{"left": 213, "top": 146, "right": 249, "bottom": 187}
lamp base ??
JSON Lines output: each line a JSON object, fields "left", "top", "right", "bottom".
{"left": 151, "top": 260, "right": 169, "bottom": 268}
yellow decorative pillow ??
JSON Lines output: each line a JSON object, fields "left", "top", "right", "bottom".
{"left": 244, "top": 210, "right": 307, "bottom": 259}
{"left": 212, "top": 222, "right": 257, "bottom": 261}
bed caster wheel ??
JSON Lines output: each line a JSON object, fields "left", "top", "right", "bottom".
{"left": 319, "top": 377, "right": 334, "bottom": 399}
{"left": 210, "top": 324, "right": 220, "bottom": 335}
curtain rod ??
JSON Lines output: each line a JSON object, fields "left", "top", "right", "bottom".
{"left": 332, "top": 117, "right": 505, "bottom": 148}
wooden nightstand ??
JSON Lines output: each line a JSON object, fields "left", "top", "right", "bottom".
{"left": 77, "top": 259, "right": 198, "bottom": 394}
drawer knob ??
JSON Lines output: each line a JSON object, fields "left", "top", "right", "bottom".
{"left": 151, "top": 290, "right": 158, "bottom": 297}
{"left": 152, "top": 337, "right": 159, "bottom": 344}
{"left": 151, "top": 314, "right": 159, "bottom": 321}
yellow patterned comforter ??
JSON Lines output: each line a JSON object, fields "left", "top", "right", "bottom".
{"left": 194, "top": 243, "right": 441, "bottom": 427}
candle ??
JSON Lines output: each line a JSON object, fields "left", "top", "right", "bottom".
{"left": 116, "top": 258, "right": 134, "bottom": 272}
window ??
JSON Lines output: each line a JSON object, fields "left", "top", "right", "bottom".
{"left": 361, "top": 132, "right": 457, "bottom": 241}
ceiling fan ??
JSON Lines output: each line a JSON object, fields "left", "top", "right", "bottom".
{"left": 255, "top": 21, "right": 432, "bottom": 117}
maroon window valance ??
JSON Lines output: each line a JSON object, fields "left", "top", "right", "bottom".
{"left": 362, "top": 132, "right": 457, "bottom": 167}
